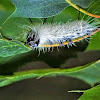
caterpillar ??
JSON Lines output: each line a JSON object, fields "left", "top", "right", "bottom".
{"left": 25, "top": 2, "right": 100, "bottom": 52}
{"left": 25, "top": 20, "right": 99, "bottom": 51}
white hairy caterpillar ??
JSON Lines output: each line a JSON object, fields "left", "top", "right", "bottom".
{"left": 25, "top": 2, "right": 100, "bottom": 52}
{"left": 25, "top": 20, "right": 99, "bottom": 51}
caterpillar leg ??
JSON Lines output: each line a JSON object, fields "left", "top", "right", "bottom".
{"left": 78, "top": 10, "right": 81, "bottom": 20}
{"left": 43, "top": 18, "right": 47, "bottom": 24}
{"left": 29, "top": 18, "right": 33, "bottom": 23}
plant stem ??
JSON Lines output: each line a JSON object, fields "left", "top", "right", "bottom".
{"left": 65, "top": 0, "right": 100, "bottom": 18}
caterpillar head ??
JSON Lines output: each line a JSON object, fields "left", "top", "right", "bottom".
{"left": 26, "top": 30, "right": 40, "bottom": 49}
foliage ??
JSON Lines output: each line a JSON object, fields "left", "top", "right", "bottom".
{"left": 78, "top": 85, "right": 100, "bottom": 100}
{"left": 0, "top": 59, "right": 100, "bottom": 87}
{"left": 0, "top": 39, "right": 31, "bottom": 57}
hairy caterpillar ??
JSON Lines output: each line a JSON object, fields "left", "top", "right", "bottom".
{"left": 25, "top": 2, "right": 100, "bottom": 52}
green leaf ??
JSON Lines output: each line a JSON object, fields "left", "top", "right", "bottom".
{"left": 78, "top": 85, "right": 100, "bottom": 100}
{"left": 0, "top": 59, "right": 100, "bottom": 87}
{"left": 0, "top": 0, "right": 15, "bottom": 27}
{"left": 41, "top": 6, "right": 79, "bottom": 23}
{"left": 1, "top": 17, "right": 34, "bottom": 41}
{"left": 83, "top": 0, "right": 100, "bottom": 51}
{"left": 0, "top": 38, "right": 31, "bottom": 57}
{"left": 86, "top": 31, "right": 100, "bottom": 51}
{"left": 71, "top": 0, "right": 92, "bottom": 8}
{"left": 10, "top": 0, "right": 92, "bottom": 18}
{"left": 10, "top": 0, "right": 68, "bottom": 18}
